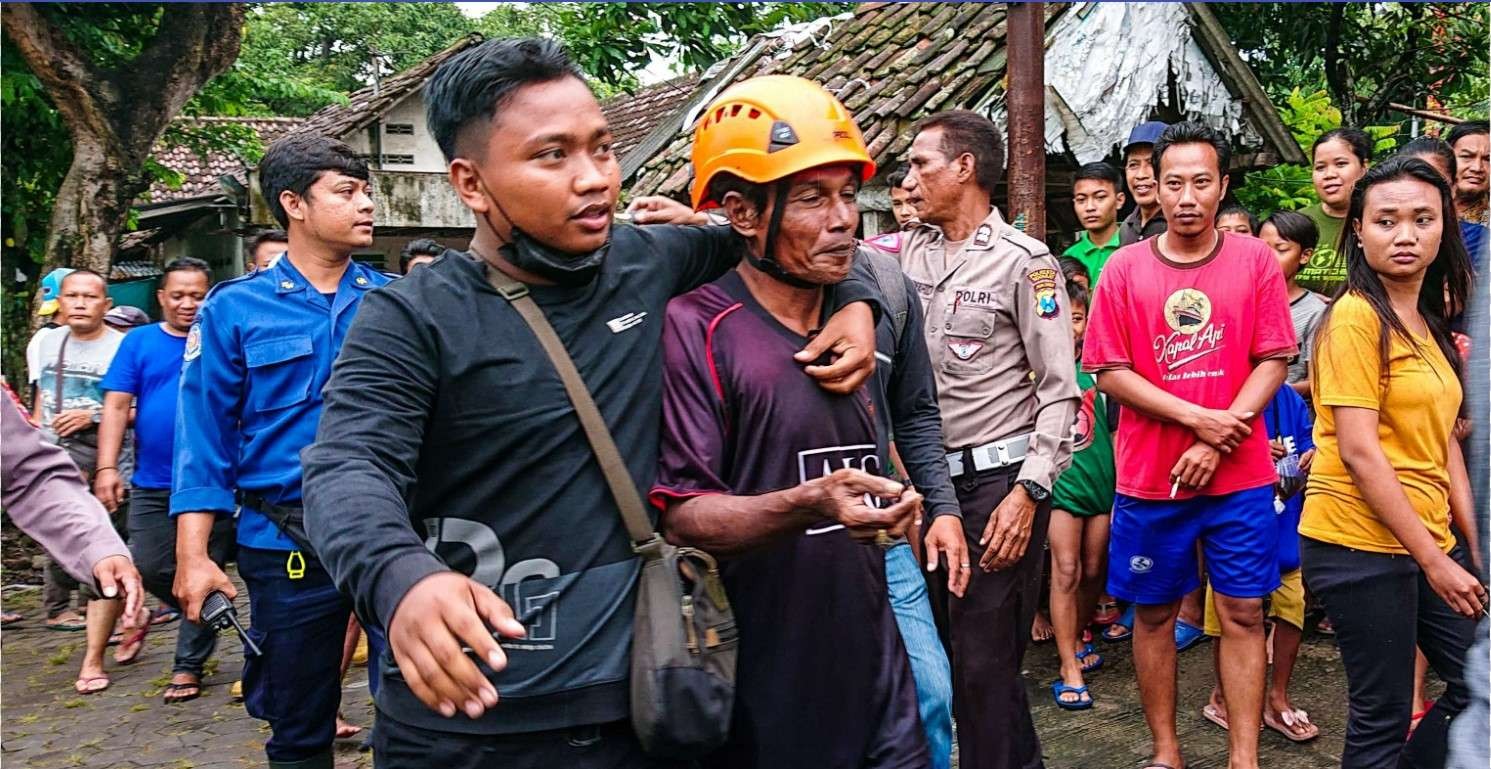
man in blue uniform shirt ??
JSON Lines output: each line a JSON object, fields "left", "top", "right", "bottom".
{"left": 171, "top": 133, "right": 390, "bottom": 769}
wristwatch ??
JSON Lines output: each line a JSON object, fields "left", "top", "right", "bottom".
{"left": 90, "top": 410, "right": 102, "bottom": 425}
{"left": 1016, "top": 479, "right": 1050, "bottom": 502}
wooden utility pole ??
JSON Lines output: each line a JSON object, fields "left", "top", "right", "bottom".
{"left": 1006, "top": 2, "right": 1046, "bottom": 240}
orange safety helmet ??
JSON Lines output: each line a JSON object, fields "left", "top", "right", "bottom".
{"left": 689, "top": 75, "right": 876, "bottom": 211}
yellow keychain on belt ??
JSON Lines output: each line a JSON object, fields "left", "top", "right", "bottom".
{"left": 286, "top": 550, "right": 306, "bottom": 580}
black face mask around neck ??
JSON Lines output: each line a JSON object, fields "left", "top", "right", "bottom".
{"left": 478, "top": 176, "right": 611, "bottom": 287}
{"left": 498, "top": 226, "right": 609, "bottom": 287}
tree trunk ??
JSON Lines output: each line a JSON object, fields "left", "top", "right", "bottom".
{"left": 43, "top": 137, "right": 144, "bottom": 275}
{"left": 2, "top": 3, "right": 245, "bottom": 281}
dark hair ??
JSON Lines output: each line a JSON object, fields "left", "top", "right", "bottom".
{"left": 1152, "top": 121, "right": 1231, "bottom": 176}
{"left": 1057, "top": 255, "right": 1089, "bottom": 285}
{"left": 1065, "top": 280, "right": 1090, "bottom": 310}
{"left": 1072, "top": 161, "right": 1122, "bottom": 192}
{"left": 60, "top": 268, "right": 106, "bottom": 290}
{"left": 399, "top": 238, "right": 445, "bottom": 273}
{"left": 160, "top": 257, "right": 212, "bottom": 288}
{"left": 1400, "top": 136, "right": 1458, "bottom": 183}
{"left": 1312, "top": 127, "right": 1373, "bottom": 165}
{"left": 1261, "top": 210, "right": 1319, "bottom": 251}
{"left": 916, "top": 110, "right": 1004, "bottom": 194}
{"left": 886, "top": 169, "right": 907, "bottom": 190}
{"left": 258, "top": 135, "right": 369, "bottom": 228}
{"left": 1217, "top": 202, "right": 1259, "bottom": 235}
{"left": 1446, "top": 119, "right": 1488, "bottom": 149}
{"left": 245, "top": 229, "right": 288, "bottom": 258}
{"left": 426, "top": 37, "right": 585, "bottom": 162}
{"left": 1313, "top": 156, "right": 1470, "bottom": 386}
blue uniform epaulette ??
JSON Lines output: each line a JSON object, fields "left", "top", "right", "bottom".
{"left": 203, "top": 268, "right": 265, "bottom": 300}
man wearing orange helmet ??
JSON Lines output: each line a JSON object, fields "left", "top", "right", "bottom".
{"left": 300, "top": 39, "right": 885, "bottom": 767}
{"left": 650, "top": 75, "right": 939, "bottom": 769}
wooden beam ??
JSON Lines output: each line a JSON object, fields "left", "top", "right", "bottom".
{"left": 1184, "top": 3, "right": 1308, "bottom": 165}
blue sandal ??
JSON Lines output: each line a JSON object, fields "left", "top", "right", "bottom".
{"left": 1174, "top": 618, "right": 1208, "bottom": 652}
{"left": 1051, "top": 679, "right": 1093, "bottom": 711}
{"left": 1076, "top": 643, "right": 1104, "bottom": 673}
{"left": 1102, "top": 604, "right": 1135, "bottom": 642}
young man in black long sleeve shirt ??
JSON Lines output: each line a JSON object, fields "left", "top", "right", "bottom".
{"left": 300, "top": 38, "right": 881, "bottom": 766}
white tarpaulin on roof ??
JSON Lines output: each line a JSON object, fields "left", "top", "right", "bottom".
{"left": 988, "top": 2, "right": 1261, "bottom": 163}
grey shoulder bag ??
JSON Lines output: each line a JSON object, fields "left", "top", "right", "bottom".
{"left": 484, "top": 263, "right": 737, "bottom": 758}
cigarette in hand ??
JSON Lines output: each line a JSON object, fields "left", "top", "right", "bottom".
{"left": 1169, "top": 479, "right": 1180, "bottom": 499}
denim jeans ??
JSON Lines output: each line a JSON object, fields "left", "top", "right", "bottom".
{"left": 886, "top": 542, "right": 953, "bottom": 769}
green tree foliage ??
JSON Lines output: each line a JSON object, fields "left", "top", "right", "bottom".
{"left": 536, "top": 2, "right": 849, "bottom": 89}
{"left": 1214, "top": 2, "right": 1489, "bottom": 126}
{"left": 1234, "top": 88, "right": 1400, "bottom": 219}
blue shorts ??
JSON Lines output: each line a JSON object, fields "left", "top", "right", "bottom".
{"left": 1107, "top": 484, "right": 1280, "bottom": 605}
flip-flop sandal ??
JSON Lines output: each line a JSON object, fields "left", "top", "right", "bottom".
{"left": 1076, "top": 643, "right": 1104, "bottom": 674}
{"left": 1202, "top": 702, "right": 1231, "bottom": 731}
{"left": 1174, "top": 618, "right": 1208, "bottom": 652}
{"left": 46, "top": 615, "right": 87, "bottom": 632}
{"left": 113, "top": 625, "right": 149, "bottom": 665}
{"left": 1103, "top": 605, "right": 1135, "bottom": 642}
{"left": 74, "top": 675, "right": 110, "bottom": 694}
{"left": 1141, "top": 763, "right": 1184, "bottom": 769}
{"left": 1409, "top": 700, "right": 1435, "bottom": 736}
{"left": 1050, "top": 679, "right": 1093, "bottom": 711}
{"left": 1264, "top": 708, "right": 1319, "bottom": 742}
{"left": 1, "top": 610, "right": 22, "bottom": 626}
{"left": 163, "top": 681, "right": 202, "bottom": 704}
{"left": 150, "top": 607, "right": 181, "bottom": 626}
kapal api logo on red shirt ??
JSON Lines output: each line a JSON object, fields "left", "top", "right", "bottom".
{"left": 1154, "top": 288, "right": 1225, "bottom": 373}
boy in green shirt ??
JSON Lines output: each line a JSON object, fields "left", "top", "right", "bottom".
{"left": 1063, "top": 162, "right": 1125, "bottom": 284}
{"left": 1046, "top": 280, "right": 1118, "bottom": 710}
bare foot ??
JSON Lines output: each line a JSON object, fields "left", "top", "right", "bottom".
{"left": 1031, "top": 610, "right": 1054, "bottom": 643}
{"left": 336, "top": 714, "right": 363, "bottom": 739}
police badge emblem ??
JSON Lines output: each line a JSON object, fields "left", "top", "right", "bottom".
{"left": 1028, "top": 267, "right": 1061, "bottom": 319}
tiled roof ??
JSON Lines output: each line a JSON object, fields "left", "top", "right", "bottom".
{"left": 293, "top": 33, "right": 485, "bottom": 141}
{"left": 630, "top": 2, "right": 1060, "bottom": 198}
{"left": 146, "top": 117, "right": 302, "bottom": 204}
{"left": 600, "top": 73, "right": 701, "bottom": 162}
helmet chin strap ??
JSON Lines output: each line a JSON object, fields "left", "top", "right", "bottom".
{"left": 744, "top": 179, "right": 819, "bottom": 290}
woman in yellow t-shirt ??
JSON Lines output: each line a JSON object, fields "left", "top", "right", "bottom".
{"left": 1301, "top": 155, "right": 1481, "bottom": 769}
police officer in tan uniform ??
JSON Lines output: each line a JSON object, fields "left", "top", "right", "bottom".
{"left": 883, "top": 110, "right": 1079, "bottom": 769}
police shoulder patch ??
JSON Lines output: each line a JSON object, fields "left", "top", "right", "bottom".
{"left": 183, "top": 323, "right": 202, "bottom": 362}
{"left": 1028, "top": 267, "right": 1061, "bottom": 320}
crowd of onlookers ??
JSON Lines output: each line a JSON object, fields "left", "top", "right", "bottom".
{"left": 0, "top": 33, "right": 1486, "bottom": 769}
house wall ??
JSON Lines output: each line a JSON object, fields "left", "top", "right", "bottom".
{"left": 159, "top": 208, "right": 246, "bottom": 284}
{"left": 340, "top": 92, "right": 447, "bottom": 174}
{"left": 248, "top": 169, "right": 473, "bottom": 230}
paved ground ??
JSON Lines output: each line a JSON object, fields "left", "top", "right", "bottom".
{"left": 2, "top": 572, "right": 1409, "bottom": 768}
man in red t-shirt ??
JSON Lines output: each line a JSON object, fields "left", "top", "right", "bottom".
{"left": 1082, "top": 122, "right": 1296, "bottom": 769}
